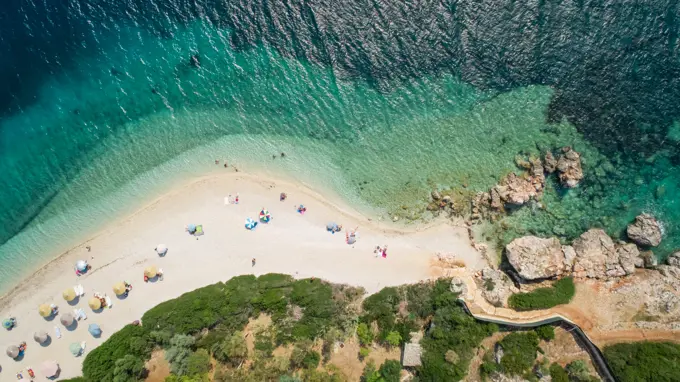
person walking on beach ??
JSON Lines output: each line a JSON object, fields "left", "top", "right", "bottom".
{"left": 382, "top": 245, "right": 388, "bottom": 258}
{"left": 252, "top": 258, "right": 256, "bottom": 267}
{"left": 235, "top": 193, "right": 240, "bottom": 204}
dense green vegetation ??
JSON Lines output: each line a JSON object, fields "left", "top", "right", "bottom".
{"left": 604, "top": 341, "right": 680, "bottom": 382}
{"left": 535, "top": 325, "right": 555, "bottom": 341}
{"left": 549, "top": 362, "right": 569, "bottom": 382}
{"left": 79, "top": 274, "right": 575, "bottom": 382}
{"left": 508, "top": 277, "right": 575, "bottom": 311}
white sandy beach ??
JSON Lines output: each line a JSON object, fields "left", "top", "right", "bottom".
{"left": 0, "top": 172, "right": 485, "bottom": 381}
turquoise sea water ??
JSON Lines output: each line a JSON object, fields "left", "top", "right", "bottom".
{"left": 1, "top": 0, "right": 680, "bottom": 292}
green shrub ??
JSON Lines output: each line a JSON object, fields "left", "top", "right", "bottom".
{"left": 357, "top": 323, "right": 374, "bottom": 346}
{"left": 142, "top": 283, "right": 228, "bottom": 335}
{"left": 535, "top": 325, "right": 555, "bottom": 341}
{"left": 508, "top": 278, "right": 575, "bottom": 311}
{"left": 549, "top": 363, "right": 568, "bottom": 382}
{"left": 165, "top": 335, "right": 196, "bottom": 376}
{"left": 361, "top": 360, "right": 380, "bottom": 382}
{"left": 83, "top": 324, "right": 152, "bottom": 382}
{"left": 59, "top": 378, "right": 87, "bottom": 382}
{"left": 498, "top": 332, "right": 540, "bottom": 376}
{"left": 302, "top": 351, "right": 321, "bottom": 369}
{"left": 359, "top": 347, "right": 371, "bottom": 360}
{"left": 379, "top": 360, "right": 402, "bottom": 382}
{"left": 604, "top": 341, "right": 680, "bottom": 382}
{"left": 361, "top": 287, "right": 400, "bottom": 336}
{"left": 186, "top": 349, "right": 211, "bottom": 376}
{"left": 212, "top": 331, "right": 248, "bottom": 366}
{"left": 405, "top": 282, "right": 435, "bottom": 318}
{"left": 113, "top": 354, "right": 145, "bottom": 382}
{"left": 385, "top": 331, "right": 402, "bottom": 348}
{"left": 419, "top": 282, "right": 498, "bottom": 381}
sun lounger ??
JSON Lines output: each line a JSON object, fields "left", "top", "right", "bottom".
{"left": 74, "top": 309, "right": 87, "bottom": 321}
{"left": 54, "top": 326, "right": 62, "bottom": 339}
{"left": 74, "top": 284, "right": 84, "bottom": 296}
{"left": 104, "top": 295, "right": 113, "bottom": 308}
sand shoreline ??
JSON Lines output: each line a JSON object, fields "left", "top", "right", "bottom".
{"left": 0, "top": 170, "right": 484, "bottom": 381}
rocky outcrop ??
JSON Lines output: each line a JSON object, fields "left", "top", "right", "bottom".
{"left": 450, "top": 277, "right": 468, "bottom": 296}
{"left": 627, "top": 213, "right": 662, "bottom": 247}
{"left": 485, "top": 158, "right": 546, "bottom": 210}
{"left": 479, "top": 268, "right": 519, "bottom": 307}
{"left": 505, "top": 236, "right": 566, "bottom": 280}
{"left": 544, "top": 151, "right": 557, "bottom": 173}
{"left": 572, "top": 229, "right": 640, "bottom": 279}
{"left": 555, "top": 147, "right": 584, "bottom": 188}
{"left": 667, "top": 252, "right": 680, "bottom": 267}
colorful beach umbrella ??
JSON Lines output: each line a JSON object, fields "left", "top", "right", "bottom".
{"left": 144, "top": 266, "right": 158, "bottom": 278}
{"left": 245, "top": 218, "right": 257, "bottom": 230}
{"left": 259, "top": 208, "right": 271, "bottom": 222}
{"left": 6, "top": 345, "right": 19, "bottom": 358}
{"left": 34, "top": 330, "right": 49, "bottom": 344}
{"left": 156, "top": 244, "right": 168, "bottom": 255}
{"left": 38, "top": 304, "right": 52, "bottom": 318}
{"left": 60, "top": 312, "right": 75, "bottom": 327}
{"left": 113, "top": 282, "right": 127, "bottom": 295}
{"left": 88, "top": 297, "right": 102, "bottom": 310}
{"left": 41, "top": 360, "right": 60, "bottom": 377}
{"left": 62, "top": 287, "right": 77, "bottom": 302}
{"left": 2, "top": 319, "right": 13, "bottom": 329}
{"left": 75, "top": 260, "right": 88, "bottom": 272}
{"left": 69, "top": 342, "right": 82, "bottom": 356}
{"left": 88, "top": 323, "right": 102, "bottom": 337}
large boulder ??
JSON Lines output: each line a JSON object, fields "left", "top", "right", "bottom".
{"left": 627, "top": 213, "right": 662, "bottom": 247}
{"left": 505, "top": 236, "right": 566, "bottom": 280}
{"left": 479, "top": 268, "right": 519, "bottom": 307}
{"left": 491, "top": 158, "right": 545, "bottom": 208}
{"left": 555, "top": 147, "right": 584, "bottom": 188}
{"left": 572, "top": 229, "right": 638, "bottom": 279}
{"left": 667, "top": 252, "right": 680, "bottom": 268}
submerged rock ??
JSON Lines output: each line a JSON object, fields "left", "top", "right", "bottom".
{"left": 505, "top": 236, "right": 566, "bottom": 280}
{"left": 627, "top": 213, "right": 662, "bottom": 247}
{"left": 544, "top": 151, "right": 557, "bottom": 173}
{"left": 555, "top": 147, "right": 584, "bottom": 188}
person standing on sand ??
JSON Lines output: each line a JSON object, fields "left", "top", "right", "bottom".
{"left": 252, "top": 258, "right": 256, "bottom": 267}
{"left": 235, "top": 193, "right": 240, "bottom": 204}
{"left": 382, "top": 245, "right": 388, "bottom": 258}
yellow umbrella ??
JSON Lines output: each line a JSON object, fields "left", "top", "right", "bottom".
{"left": 144, "top": 266, "right": 158, "bottom": 278}
{"left": 88, "top": 297, "right": 102, "bottom": 310}
{"left": 113, "top": 282, "right": 127, "bottom": 295}
{"left": 38, "top": 304, "right": 52, "bottom": 318}
{"left": 62, "top": 288, "right": 76, "bottom": 302}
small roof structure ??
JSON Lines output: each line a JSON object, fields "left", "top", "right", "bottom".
{"left": 113, "top": 282, "right": 127, "bottom": 295}
{"left": 38, "top": 304, "right": 52, "bottom": 318}
{"left": 34, "top": 330, "right": 49, "bottom": 344}
{"left": 402, "top": 343, "right": 423, "bottom": 367}
{"left": 156, "top": 244, "right": 167, "bottom": 255}
{"left": 6, "top": 345, "right": 19, "bottom": 358}
{"left": 60, "top": 312, "right": 75, "bottom": 327}
{"left": 88, "top": 323, "right": 102, "bottom": 337}
{"left": 69, "top": 342, "right": 82, "bottom": 356}
{"left": 62, "top": 287, "right": 77, "bottom": 302}
{"left": 88, "top": 297, "right": 102, "bottom": 310}
{"left": 41, "top": 360, "right": 60, "bottom": 377}
{"left": 75, "top": 260, "right": 88, "bottom": 272}
{"left": 144, "top": 266, "right": 158, "bottom": 278}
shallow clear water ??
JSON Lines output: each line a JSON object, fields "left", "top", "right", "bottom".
{"left": 1, "top": 0, "right": 679, "bottom": 292}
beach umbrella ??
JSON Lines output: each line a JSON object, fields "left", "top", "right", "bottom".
{"left": 62, "top": 287, "right": 77, "bottom": 302}
{"left": 34, "top": 330, "right": 49, "bottom": 344}
{"left": 187, "top": 223, "right": 196, "bottom": 233}
{"left": 60, "top": 312, "right": 75, "bottom": 327}
{"left": 75, "top": 260, "right": 88, "bottom": 272}
{"left": 2, "top": 319, "right": 13, "bottom": 329}
{"left": 69, "top": 342, "right": 82, "bottom": 356}
{"left": 144, "top": 266, "right": 158, "bottom": 278}
{"left": 156, "top": 244, "right": 167, "bottom": 255}
{"left": 38, "top": 304, "right": 52, "bottom": 318}
{"left": 88, "top": 297, "right": 102, "bottom": 310}
{"left": 41, "top": 360, "right": 60, "bottom": 377}
{"left": 88, "top": 323, "right": 102, "bottom": 337}
{"left": 113, "top": 282, "right": 127, "bottom": 295}
{"left": 245, "top": 218, "right": 257, "bottom": 230}
{"left": 6, "top": 345, "right": 19, "bottom": 358}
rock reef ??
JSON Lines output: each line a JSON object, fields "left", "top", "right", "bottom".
{"left": 627, "top": 213, "right": 662, "bottom": 247}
